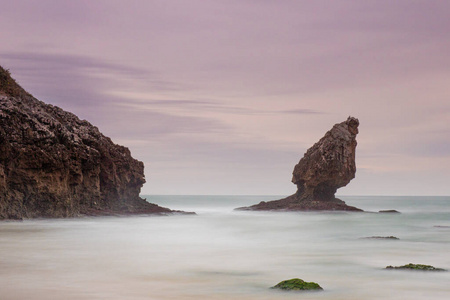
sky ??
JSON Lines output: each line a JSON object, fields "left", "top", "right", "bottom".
{"left": 1, "top": 0, "right": 449, "bottom": 196}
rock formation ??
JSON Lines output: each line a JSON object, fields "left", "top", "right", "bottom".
{"left": 0, "top": 66, "right": 179, "bottom": 219}
{"left": 386, "top": 263, "right": 446, "bottom": 271}
{"left": 379, "top": 209, "right": 400, "bottom": 213}
{"left": 239, "top": 117, "right": 362, "bottom": 211}
{"left": 362, "top": 236, "right": 399, "bottom": 240}
{"left": 271, "top": 278, "right": 323, "bottom": 291}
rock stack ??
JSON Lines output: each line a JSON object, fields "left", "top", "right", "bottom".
{"left": 239, "top": 117, "right": 362, "bottom": 211}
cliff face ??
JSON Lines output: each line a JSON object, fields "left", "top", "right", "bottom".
{"left": 239, "top": 117, "right": 362, "bottom": 211}
{"left": 0, "top": 66, "right": 173, "bottom": 219}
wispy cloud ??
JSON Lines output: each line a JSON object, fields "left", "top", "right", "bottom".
{"left": 1, "top": 1, "right": 449, "bottom": 195}
{"left": 115, "top": 99, "right": 325, "bottom": 117}
{"left": 279, "top": 109, "right": 323, "bottom": 115}
{"left": 1, "top": 52, "right": 232, "bottom": 140}
{"left": 2, "top": 52, "right": 148, "bottom": 75}
{"left": 1, "top": 51, "right": 182, "bottom": 95}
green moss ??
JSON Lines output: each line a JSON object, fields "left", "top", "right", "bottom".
{"left": 271, "top": 278, "right": 323, "bottom": 291}
{"left": 386, "top": 263, "right": 446, "bottom": 271}
{"left": 0, "top": 65, "right": 31, "bottom": 98}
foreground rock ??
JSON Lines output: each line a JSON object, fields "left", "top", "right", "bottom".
{"left": 386, "top": 263, "right": 446, "bottom": 271}
{"left": 271, "top": 278, "right": 323, "bottom": 291}
{"left": 0, "top": 66, "right": 185, "bottom": 219}
{"left": 238, "top": 117, "right": 362, "bottom": 211}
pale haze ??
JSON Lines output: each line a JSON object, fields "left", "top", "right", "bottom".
{"left": 1, "top": 0, "right": 449, "bottom": 196}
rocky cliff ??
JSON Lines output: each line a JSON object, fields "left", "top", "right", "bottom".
{"left": 239, "top": 117, "right": 362, "bottom": 211}
{"left": 0, "top": 66, "right": 176, "bottom": 219}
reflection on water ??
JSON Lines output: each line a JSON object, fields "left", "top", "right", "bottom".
{"left": 1, "top": 196, "right": 449, "bottom": 300}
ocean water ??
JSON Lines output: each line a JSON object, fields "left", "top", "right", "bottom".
{"left": 1, "top": 195, "right": 449, "bottom": 300}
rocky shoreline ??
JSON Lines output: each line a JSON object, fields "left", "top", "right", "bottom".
{"left": 0, "top": 66, "right": 187, "bottom": 219}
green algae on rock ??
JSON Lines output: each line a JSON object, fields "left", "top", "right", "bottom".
{"left": 271, "top": 278, "right": 323, "bottom": 291}
{"left": 386, "top": 263, "right": 446, "bottom": 271}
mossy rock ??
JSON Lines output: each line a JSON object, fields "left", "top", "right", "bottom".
{"left": 271, "top": 278, "right": 323, "bottom": 291}
{"left": 386, "top": 263, "right": 446, "bottom": 271}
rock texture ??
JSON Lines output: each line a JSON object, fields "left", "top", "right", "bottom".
{"left": 0, "top": 66, "right": 178, "bottom": 219}
{"left": 239, "top": 117, "right": 362, "bottom": 211}
{"left": 271, "top": 278, "right": 323, "bottom": 291}
{"left": 386, "top": 263, "right": 446, "bottom": 271}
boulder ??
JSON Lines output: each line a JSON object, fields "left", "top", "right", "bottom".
{"left": 271, "top": 278, "right": 323, "bottom": 291}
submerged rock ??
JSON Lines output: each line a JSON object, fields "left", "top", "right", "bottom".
{"left": 271, "top": 278, "right": 323, "bottom": 291}
{"left": 386, "top": 263, "right": 446, "bottom": 271}
{"left": 363, "top": 236, "right": 399, "bottom": 240}
{"left": 0, "top": 66, "right": 184, "bottom": 219}
{"left": 379, "top": 210, "right": 400, "bottom": 213}
{"left": 238, "top": 117, "right": 362, "bottom": 211}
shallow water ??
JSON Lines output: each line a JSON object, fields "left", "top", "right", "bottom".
{"left": 1, "top": 195, "right": 449, "bottom": 299}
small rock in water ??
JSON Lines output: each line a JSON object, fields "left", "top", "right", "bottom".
{"left": 271, "top": 278, "right": 323, "bottom": 291}
{"left": 379, "top": 210, "right": 400, "bottom": 213}
{"left": 363, "top": 236, "right": 399, "bottom": 240}
{"left": 386, "top": 263, "right": 446, "bottom": 271}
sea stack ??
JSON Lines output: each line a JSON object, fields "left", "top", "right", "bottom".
{"left": 239, "top": 117, "right": 362, "bottom": 211}
{"left": 0, "top": 66, "right": 177, "bottom": 219}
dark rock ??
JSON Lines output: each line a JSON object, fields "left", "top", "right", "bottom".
{"left": 0, "top": 66, "right": 187, "bottom": 219}
{"left": 271, "top": 278, "right": 323, "bottom": 291}
{"left": 379, "top": 210, "right": 400, "bottom": 213}
{"left": 363, "top": 236, "right": 399, "bottom": 240}
{"left": 386, "top": 263, "right": 446, "bottom": 271}
{"left": 237, "top": 117, "right": 362, "bottom": 211}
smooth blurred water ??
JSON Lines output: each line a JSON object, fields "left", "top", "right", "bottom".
{"left": 1, "top": 195, "right": 449, "bottom": 300}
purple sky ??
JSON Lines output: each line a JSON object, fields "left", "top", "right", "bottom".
{"left": 1, "top": 0, "right": 449, "bottom": 195}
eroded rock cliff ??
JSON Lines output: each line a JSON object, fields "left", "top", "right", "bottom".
{"left": 239, "top": 117, "right": 362, "bottom": 211}
{"left": 0, "top": 66, "right": 176, "bottom": 219}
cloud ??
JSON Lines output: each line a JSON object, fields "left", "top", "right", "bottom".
{"left": 1, "top": 51, "right": 324, "bottom": 145}
{"left": 2, "top": 52, "right": 148, "bottom": 75}
{"left": 110, "top": 94, "right": 325, "bottom": 117}
{"left": 1, "top": 52, "right": 181, "bottom": 99}
{"left": 1, "top": 1, "right": 449, "bottom": 195}
{"left": 280, "top": 109, "right": 323, "bottom": 115}
{"left": 1, "top": 52, "right": 233, "bottom": 140}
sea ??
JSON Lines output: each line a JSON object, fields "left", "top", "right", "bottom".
{"left": 1, "top": 195, "right": 449, "bottom": 300}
